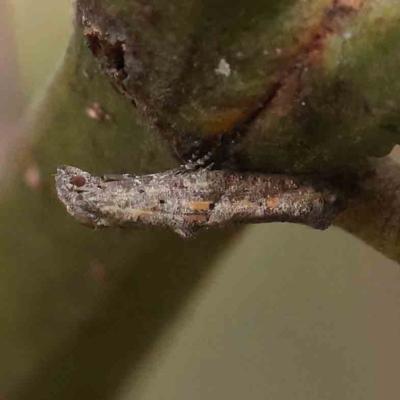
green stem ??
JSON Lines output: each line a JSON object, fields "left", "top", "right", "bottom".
{"left": 2, "top": 32, "right": 238, "bottom": 398}
{"left": 335, "top": 157, "right": 400, "bottom": 265}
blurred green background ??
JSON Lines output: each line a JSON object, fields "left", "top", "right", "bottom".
{"left": 3, "top": 0, "right": 400, "bottom": 399}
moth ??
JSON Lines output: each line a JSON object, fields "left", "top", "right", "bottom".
{"left": 55, "top": 165, "right": 342, "bottom": 238}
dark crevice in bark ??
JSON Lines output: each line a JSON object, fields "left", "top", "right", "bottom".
{"left": 84, "top": 31, "right": 130, "bottom": 93}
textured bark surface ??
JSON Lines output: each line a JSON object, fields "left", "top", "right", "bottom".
{"left": 76, "top": 0, "right": 400, "bottom": 173}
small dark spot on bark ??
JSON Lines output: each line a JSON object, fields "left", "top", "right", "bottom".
{"left": 159, "top": 199, "right": 165, "bottom": 204}
{"left": 107, "top": 41, "right": 126, "bottom": 73}
{"left": 86, "top": 34, "right": 102, "bottom": 58}
{"left": 85, "top": 32, "right": 127, "bottom": 80}
{"left": 70, "top": 175, "right": 86, "bottom": 187}
{"left": 209, "top": 203, "right": 215, "bottom": 210}
{"left": 363, "top": 101, "right": 373, "bottom": 115}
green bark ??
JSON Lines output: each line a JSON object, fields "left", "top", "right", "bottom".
{"left": 335, "top": 157, "right": 400, "bottom": 264}
{"left": 2, "top": 32, "right": 237, "bottom": 398}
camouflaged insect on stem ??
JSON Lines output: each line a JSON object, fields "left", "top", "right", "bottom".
{"left": 55, "top": 165, "right": 343, "bottom": 238}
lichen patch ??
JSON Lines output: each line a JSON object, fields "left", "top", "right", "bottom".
{"left": 215, "top": 58, "right": 231, "bottom": 77}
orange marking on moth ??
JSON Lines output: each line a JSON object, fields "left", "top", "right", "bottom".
{"left": 266, "top": 197, "right": 281, "bottom": 208}
{"left": 188, "top": 201, "right": 214, "bottom": 211}
{"left": 137, "top": 210, "right": 156, "bottom": 217}
{"left": 185, "top": 214, "right": 208, "bottom": 223}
